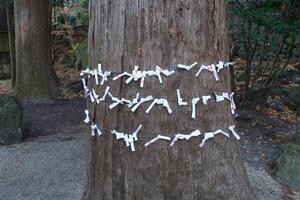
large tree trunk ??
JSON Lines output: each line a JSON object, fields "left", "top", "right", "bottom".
{"left": 85, "top": 1, "right": 254, "bottom": 199}
{"left": 5, "top": 0, "right": 16, "bottom": 87}
{"left": 14, "top": 0, "right": 59, "bottom": 99}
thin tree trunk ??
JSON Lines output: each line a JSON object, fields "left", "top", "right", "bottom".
{"left": 85, "top": 1, "right": 254, "bottom": 199}
{"left": 14, "top": 0, "right": 59, "bottom": 99}
{"left": 5, "top": 0, "right": 16, "bottom": 87}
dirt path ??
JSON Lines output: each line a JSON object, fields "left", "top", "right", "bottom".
{"left": 0, "top": 99, "right": 88, "bottom": 200}
{"left": 0, "top": 99, "right": 295, "bottom": 200}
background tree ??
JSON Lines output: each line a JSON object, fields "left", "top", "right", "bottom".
{"left": 84, "top": 0, "right": 254, "bottom": 199}
{"left": 14, "top": 0, "right": 59, "bottom": 99}
{"left": 5, "top": 0, "right": 15, "bottom": 87}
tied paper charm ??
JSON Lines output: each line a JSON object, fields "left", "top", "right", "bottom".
{"left": 147, "top": 65, "right": 175, "bottom": 84}
{"left": 108, "top": 92, "right": 131, "bottom": 109}
{"left": 177, "top": 62, "right": 198, "bottom": 71}
{"left": 80, "top": 64, "right": 111, "bottom": 86}
{"left": 229, "top": 125, "right": 240, "bottom": 140}
{"left": 170, "top": 130, "right": 201, "bottom": 146}
{"left": 195, "top": 64, "right": 219, "bottom": 81}
{"left": 91, "top": 123, "right": 102, "bottom": 136}
{"left": 199, "top": 129, "right": 230, "bottom": 148}
{"left": 202, "top": 95, "right": 211, "bottom": 105}
{"left": 216, "top": 61, "right": 235, "bottom": 73}
{"left": 191, "top": 97, "right": 200, "bottom": 119}
{"left": 131, "top": 95, "right": 153, "bottom": 112}
{"left": 113, "top": 65, "right": 175, "bottom": 88}
{"left": 84, "top": 110, "right": 90, "bottom": 124}
{"left": 144, "top": 135, "right": 171, "bottom": 147}
{"left": 92, "top": 86, "right": 110, "bottom": 104}
{"left": 95, "top": 64, "right": 111, "bottom": 85}
{"left": 113, "top": 65, "right": 146, "bottom": 87}
{"left": 146, "top": 98, "right": 172, "bottom": 114}
{"left": 177, "top": 89, "right": 188, "bottom": 106}
{"left": 214, "top": 92, "right": 236, "bottom": 114}
{"left": 111, "top": 124, "right": 143, "bottom": 151}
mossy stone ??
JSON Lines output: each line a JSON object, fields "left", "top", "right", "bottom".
{"left": 276, "top": 118, "right": 300, "bottom": 191}
{"left": 285, "top": 86, "right": 300, "bottom": 110}
{"left": 0, "top": 94, "right": 23, "bottom": 145}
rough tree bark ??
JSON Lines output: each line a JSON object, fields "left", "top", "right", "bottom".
{"left": 5, "top": 0, "right": 16, "bottom": 87}
{"left": 14, "top": 0, "right": 59, "bottom": 99}
{"left": 85, "top": 1, "right": 254, "bottom": 199}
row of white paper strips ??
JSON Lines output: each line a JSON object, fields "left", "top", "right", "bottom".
{"left": 81, "top": 61, "right": 240, "bottom": 152}
{"left": 84, "top": 111, "right": 240, "bottom": 152}
{"left": 80, "top": 61, "right": 234, "bottom": 88}
{"left": 81, "top": 82, "right": 236, "bottom": 117}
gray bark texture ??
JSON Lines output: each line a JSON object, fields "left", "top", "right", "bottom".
{"left": 5, "top": 0, "right": 16, "bottom": 87}
{"left": 14, "top": 0, "right": 59, "bottom": 99}
{"left": 85, "top": 1, "right": 254, "bottom": 199}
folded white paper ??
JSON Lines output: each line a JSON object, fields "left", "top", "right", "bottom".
{"left": 176, "top": 89, "right": 188, "bottom": 106}
{"left": 84, "top": 110, "right": 90, "bottom": 124}
{"left": 170, "top": 129, "right": 201, "bottom": 146}
{"left": 229, "top": 125, "right": 240, "bottom": 140}
{"left": 230, "top": 92, "right": 236, "bottom": 114}
{"left": 91, "top": 123, "right": 102, "bottom": 136}
{"left": 111, "top": 124, "right": 143, "bottom": 152}
{"left": 199, "top": 129, "right": 230, "bottom": 147}
{"left": 195, "top": 64, "right": 219, "bottom": 81}
{"left": 131, "top": 95, "right": 153, "bottom": 112}
{"left": 202, "top": 95, "right": 211, "bottom": 105}
{"left": 145, "top": 98, "right": 172, "bottom": 114}
{"left": 191, "top": 97, "right": 200, "bottom": 119}
{"left": 144, "top": 135, "right": 171, "bottom": 147}
{"left": 128, "top": 93, "right": 140, "bottom": 108}
{"left": 177, "top": 62, "right": 198, "bottom": 71}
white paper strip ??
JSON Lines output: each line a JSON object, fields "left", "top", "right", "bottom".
{"left": 80, "top": 68, "right": 91, "bottom": 77}
{"left": 99, "top": 86, "right": 110, "bottom": 101}
{"left": 191, "top": 97, "right": 200, "bottom": 119}
{"left": 199, "top": 129, "right": 230, "bottom": 147}
{"left": 145, "top": 98, "right": 172, "bottom": 114}
{"left": 128, "top": 93, "right": 140, "bottom": 108}
{"left": 84, "top": 110, "right": 90, "bottom": 124}
{"left": 81, "top": 78, "right": 88, "bottom": 91}
{"left": 195, "top": 64, "right": 219, "bottom": 81}
{"left": 147, "top": 68, "right": 162, "bottom": 83}
{"left": 202, "top": 95, "right": 211, "bottom": 105}
{"left": 177, "top": 62, "right": 198, "bottom": 71}
{"left": 97, "top": 64, "right": 111, "bottom": 85}
{"left": 144, "top": 135, "right": 171, "bottom": 147}
{"left": 111, "top": 124, "right": 143, "bottom": 152}
{"left": 131, "top": 95, "right": 153, "bottom": 112}
{"left": 170, "top": 129, "right": 201, "bottom": 146}
{"left": 230, "top": 92, "right": 236, "bottom": 114}
{"left": 229, "top": 125, "right": 240, "bottom": 140}
{"left": 114, "top": 72, "right": 132, "bottom": 82}
{"left": 91, "top": 123, "right": 102, "bottom": 136}
{"left": 111, "top": 130, "right": 125, "bottom": 140}
{"left": 176, "top": 89, "right": 188, "bottom": 106}
{"left": 199, "top": 132, "right": 214, "bottom": 148}
{"left": 108, "top": 92, "right": 125, "bottom": 109}
{"left": 132, "top": 124, "right": 143, "bottom": 141}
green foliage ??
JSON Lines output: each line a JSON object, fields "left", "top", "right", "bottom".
{"left": 51, "top": 0, "right": 88, "bottom": 26}
{"left": 229, "top": 0, "right": 300, "bottom": 107}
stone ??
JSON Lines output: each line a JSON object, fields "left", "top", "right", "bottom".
{"left": 284, "top": 86, "right": 300, "bottom": 110}
{"left": 0, "top": 94, "right": 23, "bottom": 145}
{"left": 276, "top": 143, "right": 300, "bottom": 191}
{"left": 270, "top": 100, "right": 284, "bottom": 112}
